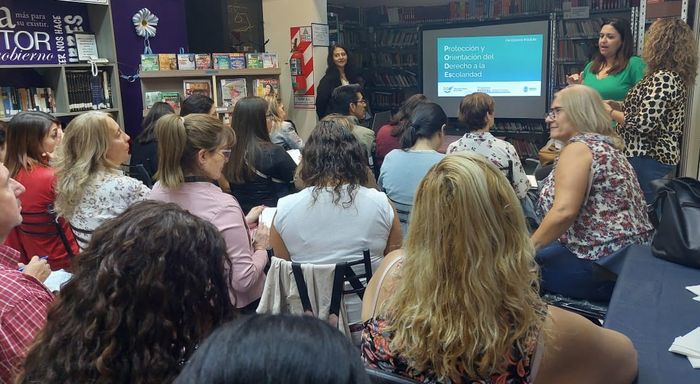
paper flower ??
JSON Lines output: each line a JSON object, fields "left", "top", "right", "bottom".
{"left": 132, "top": 8, "right": 158, "bottom": 38}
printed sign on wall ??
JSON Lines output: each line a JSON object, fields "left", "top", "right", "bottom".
{"left": 0, "top": 0, "right": 90, "bottom": 65}
{"left": 290, "top": 26, "right": 315, "bottom": 109}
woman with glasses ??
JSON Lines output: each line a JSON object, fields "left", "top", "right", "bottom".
{"left": 54, "top": 111, "right": 150, "bottom": 250}
{"left": 149, "top": 113, "right": 269, "bottom": 312}
{"left": 225, "top": 97, "right": 297, "bottom": 213}
{"left": 531, "top": 85, "right": 651, "bottom": 302}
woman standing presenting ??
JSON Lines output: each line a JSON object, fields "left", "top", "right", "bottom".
{"left": 568, "top": 18, "right": 645, "bottom": 101}
{"left": 607, "top": 19, "right": 698, "bottom": 204}
{"left": 316, "top": 44, "right": 361, "bottom": 119}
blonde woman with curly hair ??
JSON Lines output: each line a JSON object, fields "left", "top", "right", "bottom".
{"left": 532, "top": 85, "right": 651, "bottom": 302}
{"left": 54, "top": 112, "right": 149, "bottom": 249}
{"left": 605, "top": 18, "right": 699, "bottom": 203}
{"left": 361, "top": 153, "right": 638, "bottom": 384}
{"left": 264, "top": 95, "right": 303, "bottom": 150}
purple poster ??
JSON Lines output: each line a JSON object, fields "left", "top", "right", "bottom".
{"left": 0, "top": 0, "right": 91, "bottom": 65}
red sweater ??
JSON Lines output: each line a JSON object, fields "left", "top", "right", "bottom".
{"left": 375, "top": 123, "right": 402, "bottom": 170}
{"left": 3, "top": 165, "right": 77, "bottom": 270}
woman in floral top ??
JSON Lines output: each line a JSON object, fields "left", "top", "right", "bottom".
{"left": 532, "top": 85, "right": 652, "bottom": 302}
{"left": 605, "top": 19, "right": 698, "bottom": 204}
{"left": 361, "top": 153, "right": 638, "bottom": 384}
{"left": 54, "top": 112, "right": 150, "bottom": 250}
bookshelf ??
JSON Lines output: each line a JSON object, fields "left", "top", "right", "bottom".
{"left": 0, "top": 0, "right": 123, "bottom": 126}
{"left": 139, "top": 68, "right": 282, "bottom": 117}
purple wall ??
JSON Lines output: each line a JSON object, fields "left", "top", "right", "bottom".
{"left": 111, "top": 0, "right": 187, "bottom": 135}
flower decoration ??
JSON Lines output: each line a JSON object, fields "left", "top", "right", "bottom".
{"left": 132, "top": 8, "right": 158, "bottom": 39}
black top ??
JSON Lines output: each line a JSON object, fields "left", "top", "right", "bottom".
{"left": 315, "top": 71, "right": 361, "bottom": 120}
{"left": 229, "top": 143, "right": 297, "bottom": 213}
{"left": 130, "top": 140, "right": 158, "bottom": 179}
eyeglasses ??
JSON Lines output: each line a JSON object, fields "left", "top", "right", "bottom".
{"left": 218, "top": 149, "right": 232, "bottom": 162}
{"left": 544, "top": 107, "right": 564, "bottom": 120}
{"left": 354, "top": 99, "right": 367, "bottom": 105}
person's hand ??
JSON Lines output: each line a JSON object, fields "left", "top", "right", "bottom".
{"left": 566, "top": 72, "right": 582, "bottom": 85}
{"left": 19, "top": 256, "right": 51, "bottom": 283}
{"left": 253, "top": 224, "right": 270, "bottom": 251}
{"left": 604, "top": 100, "right": 623, "bottom": 112}
{"left": 246, "top": 205, "right": 265, "bottom": 225}
{"left": 41, "top": 151, "right": 54, "bottom": 162}
{"left": 602, "top": 101, "right": 614, "bottom": 116}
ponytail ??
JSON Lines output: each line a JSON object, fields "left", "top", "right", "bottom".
{"left": 400, "top": 123, "right": 418, "bottom": 149}
{"left": 154, "top": 114, "right": 188, "bottom": 188}
{"left": 399, "top": 102, "right": 447, "bottom": 150}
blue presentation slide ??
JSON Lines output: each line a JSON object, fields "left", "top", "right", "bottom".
{"left": 437, "top": 35, "right": 543, "bottom": 97}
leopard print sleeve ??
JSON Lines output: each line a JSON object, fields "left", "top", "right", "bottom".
{"left": 621, "top": 70, "right": 688, "bottom": 163}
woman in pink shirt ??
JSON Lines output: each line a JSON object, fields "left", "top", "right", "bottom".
{"left": 148, "top": 113, "right": 269, "bottom": 312}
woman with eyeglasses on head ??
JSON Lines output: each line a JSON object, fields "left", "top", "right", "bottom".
{"left": 16, "top": 200, "right": 235, "bottom": 384}
{"left": 3, "top": 111, "right": 77, "bottom": 270}
{"left": 531, "top": 85, "right": 651, "bottom": 302}
{"left": 362, "top": 153, "right": 638, "bottom": 384}
{"left": 264, "top": 95, "right": 303, "bottom": 150}
{"left": 149, "top": 113, "right": 269, "bottom": 312}
{"left": 54, "top": 111, "right": 150, "bottom": 250}
{"left": 225, "top": 96, "right": 297, "bottom": 214}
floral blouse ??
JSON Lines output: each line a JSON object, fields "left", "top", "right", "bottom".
{"left": 447, "top": 132, "right": 530, "bottom": 199}
{"left": 362, "top": 310, "right": 546, "bottom": 384}
{"left": 537, "top": 133, "right": 653, "bottom": 260}
{"left": 69, "top": 169, "right": 150, "bottom": 249}
{"left": 620, "top": 70, "right": 688, "bottom": 165}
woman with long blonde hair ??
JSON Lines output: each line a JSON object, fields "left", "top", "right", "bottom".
{"left": 54, "top": 111, "right": 149, "bottom": 249}
{"left": 264, "top": 95, "right": 302, "bottom": 150}
{"left": 361, "top": 153, "right": 638, "bottom": 384}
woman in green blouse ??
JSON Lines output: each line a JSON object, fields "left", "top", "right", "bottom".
{"left": 567, "top": 18, "right": 645, "bottom": 102}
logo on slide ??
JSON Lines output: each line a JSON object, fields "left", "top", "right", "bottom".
{"left": 443, "top": 86, "right": 453, "bottom": 94}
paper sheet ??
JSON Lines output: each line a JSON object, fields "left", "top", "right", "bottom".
{"left": 43, "top": 269, "right": 72, "bottom": 292}
{"left": 259, "top": 207, "right": 277, "bottom": 228}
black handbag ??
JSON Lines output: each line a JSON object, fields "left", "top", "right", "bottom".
{"left": 649, "top": 177, "right": 700, "bottom": 269}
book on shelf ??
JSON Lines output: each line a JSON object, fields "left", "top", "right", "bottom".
{"left": 66, "top": 69, "right": 112, "bottom": 112}
{"left": 213, "top": 53, "right": 231, "bottom": 69}
{"left": 195, "top": 54, "right": 212, "bottom": 70}
{"left": 158, "top": 54, "right": 177, "bottom": 70}
{"left": 220, "top": 78, "right": 247, "bottom": 108}
{"left": 183, "top": 79, "right": 212, "bottom": 98}
{"left": 144, "top": 91, "right": 162, "bottom": 108}
{"left": 0, "top": 87, "right": 56, "bottom": 117}
{"left": 177, "top": 54, "right": 196, "bottom": 70}
{"left": 246, "top": 53, "right": 263, "bottom": 69}
{"left": 140, "top": 54, "right": 160, "bottom": 72}
{"left": 161, "top": 92, "right": 181, "bottom": 109}
{"left": 262, "top": 53, "right": 279, "bottom": 69}
{"left": 229, "top": 53, "right": 246, "bottom": 69}
{"left": 252, "top": 78, "right": 280, "bottom": 97}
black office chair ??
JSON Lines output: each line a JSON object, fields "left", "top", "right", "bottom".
{"left": 499, "top": 159, "right": 514, "bottom": 183}
{"left": 123, "top": 164, "right": 153, "bottom": 188}
{"left": 366, "top": 367, "right": 419, "bottom": 384}
{"left": 387, "top": 196, "right": 411, "bottom": 229}
{"left": 542, "top": 292, "right": 608, "bottom": 324}
{"left": 18, "top": 207, "right": 75, "bottom": 258}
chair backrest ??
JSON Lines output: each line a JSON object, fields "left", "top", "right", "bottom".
{"left": 69, "top": 224, "right": 93, "bottom": 251}
{"left": 366, "top": 367, "right": 419, "bottom": 384}
{"left": 341, "top": 249, "right": 373, "bottom": 298}
{"left": 387, "top": 196, "right": 411, "bottom": 226}
{"left": 18, "top": 207, "right": 75, "bottom": 259}
{"left": 124, "top": 164, "right": 153, "bottom": 188}
{"left": 499, "top": 160, "right": 513, "bottom": 183}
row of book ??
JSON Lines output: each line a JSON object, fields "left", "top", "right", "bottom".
{"left": 369, "top": 30, "right": 419, "bottom": 48}
{"left": 0, "top": 87, "right": 55, "bottom": 118}
{"left": 493, "top": 120, "right": 548, "bottom": 133}
{"left": 505, "top": 138, "right": 541, "bottom": 159}
{"left": 370, "top": 91, "right": 406, "bottom": 110}
{"left": 371, "top": 72, "right": 418, "bottom": 88}
{"left": 558, "top": 18, "right": 607, "bottom": 38}
{"left": 368, "top": 52, "right": 418, "bottom": 67}
{"left": 66, "top": 69, "right": 113, "bottom": 112}
{"left": 141, "top": 52, "right": 279, "bottom": 72}
{"left": 557, "top": 39, "right": 596, "bottom": 62}
{"left": 144, "top": 78, "right": 280, "bottom": 110}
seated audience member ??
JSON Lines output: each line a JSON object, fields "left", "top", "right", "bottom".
{"left": 180, "top": 93, "right": 216, "bottom": 116}
{"left": 447, "top": 92, "right": 530, "bottom": 200}
{"left": 532, "top": 85, "right": 652, "bottom": 302}
{"left": 226, "top": 96, "right": 297, "bottom": 213}
{"left": 175, "top": 314, "right": 370, "bottom": 384}
{"left": 3, "top": 112, "right": 77, "bottom": 270}
{"left": 54, "top": 111, "right": 149, "bottom": 250}
{"left": 149, "top": 113, "right": 268, "bottom": 312}
{"left": 0, "top": 162, "right": 52, "bottom": 383}
{"left": 375, "top": 94, "right": 428, "bottom": 169}
{"left": 379, "top": 102, "right": 445, "bottom": 234}
{"left": 130, "top": 101, "right": 175, "bottom": 180}
{"left": 328, "top": 84, "right": 375, "bottom": 167}
{"left": 361, "top": 153, "right": 638, "bottom": 384}
{"left": 15, "top": 200, "right": 235, "bottom": 383}
{"left": 270, "top": 115, "right": 402, "bottom": 330}
{"left": 265, "top": 95, "right": 303, "bottom": 150}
